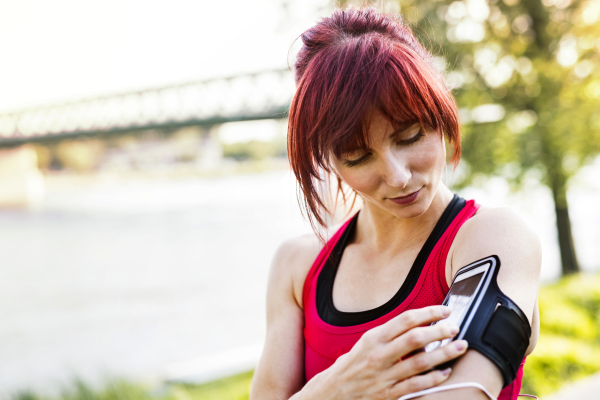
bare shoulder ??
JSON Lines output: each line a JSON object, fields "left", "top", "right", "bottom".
{"left": 456, "top": 205, "right": 540, "bottom": 244}
{"left": 448, "top": 206, "right": 542, "bottom": 321}
{"left": 269, "top": 233, "right": 321, "bottom": 309}
{"left": 451, "top": 206, "right": 542, "bottom": 272}
{"left": 270, "top": 223, "right": 343, "bottom": 309}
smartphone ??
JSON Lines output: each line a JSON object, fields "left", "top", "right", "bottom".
{"left": 424, "top": 256, "right": 497, "bottom": 353}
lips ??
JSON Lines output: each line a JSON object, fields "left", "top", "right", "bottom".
{"left": 389, "top": 188, "right": 421, "bottom": 205}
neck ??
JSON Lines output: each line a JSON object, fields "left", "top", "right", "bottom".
{"left": 354, "top": 184, "right": 454, "bottom": 254}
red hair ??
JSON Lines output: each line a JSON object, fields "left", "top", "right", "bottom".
{"left": 288, "top": 6, "right": 461, "bottom": 234}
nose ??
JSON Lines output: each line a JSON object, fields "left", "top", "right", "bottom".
{"left": 381, "top": 151, "right": 411, "bottom": 190}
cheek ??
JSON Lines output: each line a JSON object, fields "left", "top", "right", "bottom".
{"left": 332, "top": 158, "right": 381, "bottom": 198}
{"left": 412, "top": 135, "right": 445, "bottom": 174}
{"left": 338, "top": 166, "right": 380, "bottom": 196}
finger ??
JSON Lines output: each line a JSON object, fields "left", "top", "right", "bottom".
{"left": 382, "top": 323, "right": 459, "bottom": 363}
{"left": 379, "top": 306, "right": 451, "bottom": 342}
{"left": 386, "top": 340, "right": 468, "bottom": 380}
{"left": 389, "top": 368, "right": 452, "bottom": 399}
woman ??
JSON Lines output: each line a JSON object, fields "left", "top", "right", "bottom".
{"left": 251, "top": 7, "right": 540, "bottom": 400}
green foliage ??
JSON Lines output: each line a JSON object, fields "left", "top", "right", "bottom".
{"left": 172, "top": 371, "right": 254, "bottom": 400}
{"left": 53, "top": 139, "right": 105, "bottom": 172}
{"left": 523, "top": 334, "right": 600, "bottom": 396}
{"left": 222, "top": 139, "right": 286, "bottom": 161}
{"left": 522, "top": 273, "right": 600, "bottom": 396}
{"left": 7, "top": 372, "right": 255, "bottom": 400}
{"left": 12, "top": 392, "right": 43, "bottom": 400}
{"left": 11, "top": 380, "right": 161, "bottom": 400}
{"left": 63, "top": 380, "right": 151, "bottom": 400}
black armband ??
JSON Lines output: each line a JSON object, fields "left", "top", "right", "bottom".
{"left": 425, "top": 255, "right": 531, "bottom": 387}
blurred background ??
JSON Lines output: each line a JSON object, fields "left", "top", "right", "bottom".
{"left": 0, "top": 0, "right": 598, "bottom": 399}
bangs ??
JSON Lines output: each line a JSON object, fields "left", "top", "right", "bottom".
{"left": 297, "top": 38, "right": 458, "bottom": 167}
{"left": 330, "top": 112, "right": 420, "bottom": 159}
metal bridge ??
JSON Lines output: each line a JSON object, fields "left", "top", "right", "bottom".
{"left": 0, "top": 69, "right": 295, "bottom": 147}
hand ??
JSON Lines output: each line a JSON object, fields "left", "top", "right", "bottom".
{"left": 317, "top": 305, "right": 468, "bottom": 400}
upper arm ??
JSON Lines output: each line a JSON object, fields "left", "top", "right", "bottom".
{"left": 423, "top": 207, "right": 542, "bottom": 399}
{"left": 449, "top": 207, "right": 541, "bottom": 325}
{"left": 249, "top": 236, "right": 321, "bottom": 400}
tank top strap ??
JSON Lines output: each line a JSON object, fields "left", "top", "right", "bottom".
{"left": 431, "top": 199, "right": 480, "bottom": 292}
{"left": 302, "top": 216, "right": 356, "bottom": 309}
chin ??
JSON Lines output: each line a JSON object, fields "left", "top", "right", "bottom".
{"left": 393, "top": 204, "right": 429, "bottom": 219}
{"left": 381, "top": 199, "right": 428, "bottom": 220}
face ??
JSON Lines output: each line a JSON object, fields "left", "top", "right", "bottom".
{"left": 330, "top": 111, "right": 446, "bottom": 220}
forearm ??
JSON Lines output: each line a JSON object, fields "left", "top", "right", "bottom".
{"left": 418, "top": 351, "right": 502, "bottom": 400}
{"left": 251, "top": 359, "right": 334, "bottom": 400}
{"left": 288, "top": 368, "right": 334, "bottom": 400}
{"left": 251, "top": 378, "right": 322, "bottom": 400}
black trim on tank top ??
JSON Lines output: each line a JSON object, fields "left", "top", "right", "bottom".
{"left": 316, "top": 194, "right": 467, "bottom": 326}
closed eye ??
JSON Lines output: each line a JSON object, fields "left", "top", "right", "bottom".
{"left": 397, "top": 130, "right": 424, "bottom": 146}
{"left": 343, "top": 153, "right": 371, "bottom": 167}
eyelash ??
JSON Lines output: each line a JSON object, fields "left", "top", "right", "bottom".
{"left": 342, "top": 130, "right": 424, "bottom": 168}
{"left": 343, "top": 156, "right": 369, "bottom": 167}
{"left": 401, "top": 130, "right": 424, "bottom": 145}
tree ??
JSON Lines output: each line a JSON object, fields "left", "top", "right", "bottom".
{"left": 337, "top": 0, "right": 600, "bottom": 276}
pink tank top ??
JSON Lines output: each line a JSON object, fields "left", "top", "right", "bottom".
{"left": 302, "top": 199, "right": 525, "bottom": 400}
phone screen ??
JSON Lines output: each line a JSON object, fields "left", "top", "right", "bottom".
{"left": 425, "top": 271, "right": 485, "bottom": 352}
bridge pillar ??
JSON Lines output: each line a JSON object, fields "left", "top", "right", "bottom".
{"left": 0, "top": 146, "right": 44, "bottom": 208}
{"left": 198, "top": 126, "right": 223, "bottom": 170}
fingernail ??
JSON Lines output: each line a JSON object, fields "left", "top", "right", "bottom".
{"left": 442, "top": 307, "right": 451, "bottom": 317}
{"left": 449, "top": 325, "right": 459, "bottom": 335}
{"left": 455, "top": 340, "right": 468, "bottom": 351}
{"left": 441, "top": 367, "right": 452, "bottom": 376}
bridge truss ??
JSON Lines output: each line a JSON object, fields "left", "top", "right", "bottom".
{"left": 0, "top": 69, "right": 295, "bottom": 147}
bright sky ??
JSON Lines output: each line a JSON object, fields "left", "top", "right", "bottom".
{"left": 0, "top": 0, "right": 328, "bottom": 112}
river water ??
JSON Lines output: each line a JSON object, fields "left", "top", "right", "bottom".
{"left": 0, "top": 167, "right": 598, "bottom": 394}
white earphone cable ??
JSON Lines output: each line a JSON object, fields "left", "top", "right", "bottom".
{"left": 397, "top": 382, "right": 539, "bottom": 400}
{"left": 397, "top": 382, "right": 496, "bottom": 400}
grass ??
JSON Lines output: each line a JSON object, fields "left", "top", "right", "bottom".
{"left": 172, "top": 371, "right": 254, "bottom": 400}
{"left": 9, "top": 372, "right": 255, "bottom": 400}
{"left": 521, "top": 272, "right": 600, "bottom": 396}
{"left": 10, "top": 273, "right": 600, "bottom": 400}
